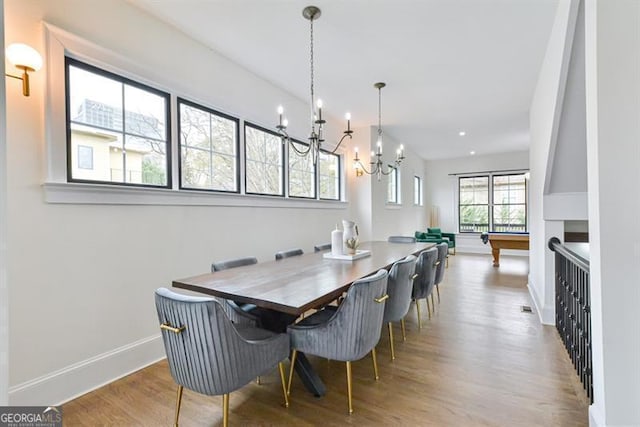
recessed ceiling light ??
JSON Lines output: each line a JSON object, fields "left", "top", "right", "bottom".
{"left": 470, "top": 150, "right": 476, "bottom": 155}
{"left": 459, "top": 131, "right": 466, "bottom": 136}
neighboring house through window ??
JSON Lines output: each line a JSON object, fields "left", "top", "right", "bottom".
{"left": 66, "top": 58, "right": 170, "bottom": 187}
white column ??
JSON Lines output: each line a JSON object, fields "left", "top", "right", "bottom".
{"left": 585, "top": 0, "right": 640, "bottom": 425}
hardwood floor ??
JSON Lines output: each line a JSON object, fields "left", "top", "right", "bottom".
{"left": 62, "top": 253, "right": 589, "bottom": 426}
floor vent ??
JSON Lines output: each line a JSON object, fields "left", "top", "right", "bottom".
{"left": 521, "top": 305, "right": 533, "bottom": 313}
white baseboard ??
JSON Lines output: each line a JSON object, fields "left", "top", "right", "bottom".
{"left": 589, "top": 404, "right": 604, "bottom": 427}
{"left": 527, "top": 281, "right": 555, "bottom": 325}
{"left": 9, "top": 334, "right": 165, "bottom": 406}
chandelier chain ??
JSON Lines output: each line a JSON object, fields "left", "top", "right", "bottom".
{"left": 378, "top": 85, "right": 383, "bottom": 137}
{"left": 309, "top": 15, "right": 315, "bottom": 133}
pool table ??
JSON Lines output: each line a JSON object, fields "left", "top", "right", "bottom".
{"left": 480, "top": 232, "right": 529, "bottom": 267}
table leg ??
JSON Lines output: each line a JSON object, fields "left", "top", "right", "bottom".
{"left": 256, "top": 309, "right": 327, "bottom": 397}
{"left": 290, "top": 352, "right": 326, "bottom": 397}
{"left": 492, "top": 247, "right": 500, "bottom": 267}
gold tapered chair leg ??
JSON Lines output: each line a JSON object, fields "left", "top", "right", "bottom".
{"left": 278, "top": 362, "right": 290, "bottom": 408}
{"left": 287, "top": 350, "right": 297, "bottom": 396}
{"left": 431, "top": 294, "right": 436, "bottom": 313}
{"left": 222, "top": 393, "right": 230, "bottom": 427}
{"left": 388, "top": 323, "right": 395, "bottom": 360}
{"left": 415, "top": 299, "right": 422, "bottom": 329}
{"left": 371, "top": 348, "right": 379, "bottom": 380}
{"left": 427, "top": 297, "right": 432, "bottom": 319}
{"left": 400, "top": 319, "right": 407, "bottom": 341}
{"left": 436, "top": 284, "right": 441, "bottom": 303}
{"left": 345, "top": 361, "right": 354, "bottom": 414}
{"left": 173, "top": 385, "right": 183, "bottom": 427}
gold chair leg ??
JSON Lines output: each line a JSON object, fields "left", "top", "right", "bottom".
{"left": 415, "top": 299, "right": 422, "bottom": 329}
{"left": 371, "top": 348, "right": 379, "bottom": 380}
{"left": 174, "top": 385, "right": 183, "bottom": 427}
{"left": 427, "top": 297, "right": 432, "bottom": 319}
{"left": 222, "top": 393, "right": 229, "bottom": 427}
{"left": 400, "top": 318, "right": 407, "bottom": 341}
{"left": 346, "top": 361, "right": 354, "bottom": 414}
{"left": 278, "top": 362, "right": 290, "bottom": 408}
{"left": 388, "top": 322, "right": 395, "bottom": 360}
{"left": 287, "top": 350, "right": 297, "bottom": 396}
{"left": 446, "top": 255, "right": 449, "bottom": 268}
{"left": 436, "top": 284, "right": 440, "bottom": 303}
{"left": 431, "top": 294, "right": 436, "bottom": 312}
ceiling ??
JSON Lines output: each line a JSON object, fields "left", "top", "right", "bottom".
{"left": 127, "top": 0, "right": 558, "bottom": 160}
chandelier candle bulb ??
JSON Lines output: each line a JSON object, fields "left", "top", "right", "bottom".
{"left": 316, "top": 99, "right": 323, "bottom": 122}
{"left": 277, "top": 105, "right": 284, "bottom": 126}
{"left": 282, "top": 118, "right": 289, "bottom": 127}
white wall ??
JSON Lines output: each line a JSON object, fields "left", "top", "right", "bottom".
{"left": 367, "top": 127, "right": 427, "bottom": 240}
{"left": 4, "top": 0, "right": 365, "bottom": 405}
{"left": 585, "top": 0, "right": 640, "bottom": 425}
{"left": 529, "top": 0, "right": 579, "bottom": 325}
{"left": 424, "top": 151, "right": 529, "bottom": 254}
{"left": 0, "top": 0, "right": 8, "bottom": 406}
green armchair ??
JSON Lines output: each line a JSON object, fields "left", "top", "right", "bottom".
{"left": 414, "top": 228, "right": 456, "bottom": 255}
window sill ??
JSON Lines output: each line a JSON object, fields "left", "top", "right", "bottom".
{"left": 42, "top": 182, "right": 348, "bottom": 209}
{"left": 385, "top": 203, "right": 403, "bottom": 209}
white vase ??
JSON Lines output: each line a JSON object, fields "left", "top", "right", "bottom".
{"left": 342, "top": 220, "right": 357, "bottom": 254}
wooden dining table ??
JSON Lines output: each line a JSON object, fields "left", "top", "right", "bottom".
{"left": 172, "top": 240, "right": 432, "bottom": 396}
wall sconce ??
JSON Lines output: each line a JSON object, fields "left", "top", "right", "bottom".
{"left": 354, "top": 163, "right": 364, "bottom": 177}
{"left": 5, "top": 43, "right": 42, "bottom": 97}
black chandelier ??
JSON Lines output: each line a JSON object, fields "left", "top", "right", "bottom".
{"left": 275, "top": 6, "right": 353, "bottom": 165}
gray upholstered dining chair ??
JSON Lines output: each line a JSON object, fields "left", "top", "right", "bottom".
{"left": 313, "top": 243, "right": 332, "bottom": 252}
{"left": 382, "top": 255, "right": 417, "bottom": 360}
{"left": 412, "top": 247, "right": 438, "bottom": 329}
{"left": 287, "top": 269, "right": 389, "bottom": 414}
{"left": 275, "top": 248, "right": 304, "bottom": 260}
{"left": 155, "top": 288, "right": 290, "bottom": 427}
{"left": 387, "top": 235, "right": 417, "bottom": 243}
{"left": 434, "top": 242, "right": 448, "bottom": 303}
{"left": 211, "top": 256, "right": 260, "bottom": 327}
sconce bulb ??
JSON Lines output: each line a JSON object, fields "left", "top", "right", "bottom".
{"left": 6, "top": 43, "right": 42, "bottom": 71}
{"left": 354, "top": 147, "right": 359, "bottom": 153}
{"left": 316, "top": 99, "right": 323, "bottom": 109}
{"left": 345, "top": 112, "right": 351, "bottom": 120}
{"left": 277, "top": 105, "right": 284, "bottom": 115}
{"left": 282, "top": 119, "right": 289, "bottom": 127}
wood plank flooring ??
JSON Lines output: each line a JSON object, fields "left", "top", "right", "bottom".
{"left": 62, "top": 253, "right": 589, "bottom": 426}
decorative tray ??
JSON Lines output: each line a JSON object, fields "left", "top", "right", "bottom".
{"left": 323, "top": 250, "right": 371, "bottom": 261}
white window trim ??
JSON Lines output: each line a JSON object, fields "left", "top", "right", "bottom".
{"left": 41, "top": 23, "right": 347, "bottom": 209}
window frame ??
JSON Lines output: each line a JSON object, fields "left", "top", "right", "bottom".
{"left": 413, "top": 175, "right": 423, "bottom": 206}
{"left": 318, "top": 149, "right": 341, "bottom": 201}
{"left": 177, "top": 97, "right": 240, "bottom": 194}
{"left": 491, "top": 173, "right": 528, "bottom": 233}
{"left": 387, "top": 167, "right": 399, "bottom": 204}
{"left": 65, "top": 56, "right": 172, "bottom": 189}
{"left": 458, "top": 175, "right": 490, "bottom": 233}
{"left": 287, "top": 139, "right": 317, "bottom": 200}
{"left": 243, "top": 121, "right": 285, "bottom": 197}
{"left": 457, "top": 172, "right": 529, "bottom": 233}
